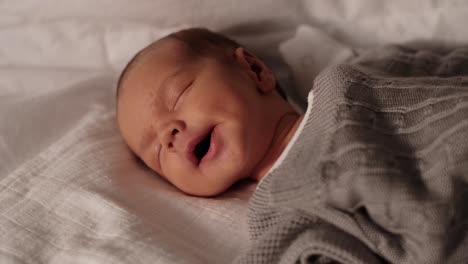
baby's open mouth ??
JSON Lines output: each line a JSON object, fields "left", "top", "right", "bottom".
{"left": 193, "top": 129, "right": 212, "bottom": 164}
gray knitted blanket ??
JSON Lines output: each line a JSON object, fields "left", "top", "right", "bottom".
{"left": 236, "top": 45, "right": 468, "bottom": 264}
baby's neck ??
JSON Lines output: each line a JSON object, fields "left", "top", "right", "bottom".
{"left": 251, "top": 111, "right": 304, "bottom": 182}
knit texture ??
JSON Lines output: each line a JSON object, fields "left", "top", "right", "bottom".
{"left": 235, "top": 45, "right": 468, "bottom": 264}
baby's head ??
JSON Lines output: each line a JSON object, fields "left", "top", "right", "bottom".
{"left": 117, "top": 28, "right": 298, "bottom": 197}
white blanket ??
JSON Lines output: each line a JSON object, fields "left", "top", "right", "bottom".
{"left": 1, "top": 0, "right": 467, "bottom": 263}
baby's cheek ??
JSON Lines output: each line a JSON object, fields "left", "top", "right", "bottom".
{"left": 161, "top": 153, "right": 179, "bottom": 176}
{"left": 163, "top": 153, "right": 195, "bottom": 183}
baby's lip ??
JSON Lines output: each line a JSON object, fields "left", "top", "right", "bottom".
{"left": 184, "top": 126, "right": 214, "bottom": 166}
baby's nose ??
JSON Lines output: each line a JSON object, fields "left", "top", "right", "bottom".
{"left": 160, "top": 120, "right": 186, "bottom": 151}
{"left": 165, "top": 128, "right": 179, "bottom": 149}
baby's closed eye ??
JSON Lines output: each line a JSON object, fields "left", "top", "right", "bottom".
{"left": 172, "top": 79, "right": 193, "bottom": 110}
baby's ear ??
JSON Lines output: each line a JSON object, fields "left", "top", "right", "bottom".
{"left": 234, "top": 47, "right": 275, "bottom": 94}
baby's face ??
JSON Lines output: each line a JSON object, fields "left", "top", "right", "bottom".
{"left": 117, "top": 39, "right": 277, "bottom": 196}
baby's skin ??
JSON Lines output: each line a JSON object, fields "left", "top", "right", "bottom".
{"left": 117, "top": 29, "right": 303, "bottom": 197}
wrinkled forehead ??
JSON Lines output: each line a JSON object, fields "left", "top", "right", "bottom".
{"left": 141, "top": 37, "right": 193, "bottom": 65}
{"left": 129, "top": 38, "right": 193, "bottom": 80}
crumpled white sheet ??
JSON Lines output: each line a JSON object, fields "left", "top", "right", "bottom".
{"left": 302, "top": 0, "right": 468, "bottom": 47}
{"left": 1, "top": 0, "right": 468, "bottom": 263}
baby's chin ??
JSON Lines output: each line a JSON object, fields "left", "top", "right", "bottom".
{"left": 184, "top": 162, "right": 250, "bottom": 197}
{"left": 176, "top": 176, "right": 236, "bottom": 197}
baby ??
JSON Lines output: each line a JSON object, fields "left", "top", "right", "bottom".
{"left": 116, "top": 28, "right": 303, "bottom": 197}
{"left": 117, "top": 27, "right": 468, "bottom": 263}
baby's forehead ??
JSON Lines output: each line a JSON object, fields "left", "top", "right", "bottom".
{"left": 120, "top": 39, "right": 192, "bottom": 94}
{"left": 139, "top": 38, "right": 194, "bottom": 66}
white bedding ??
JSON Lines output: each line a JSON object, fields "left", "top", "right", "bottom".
{"left": 1, "top": 1, "right": 467, "bottom": 263}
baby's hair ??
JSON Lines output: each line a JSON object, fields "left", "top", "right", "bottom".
{"left": 116, "top": 28, "right": 286, "bottom": 100}
{"left": 169, "top": 28, "right": 241, "bottom": 60}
